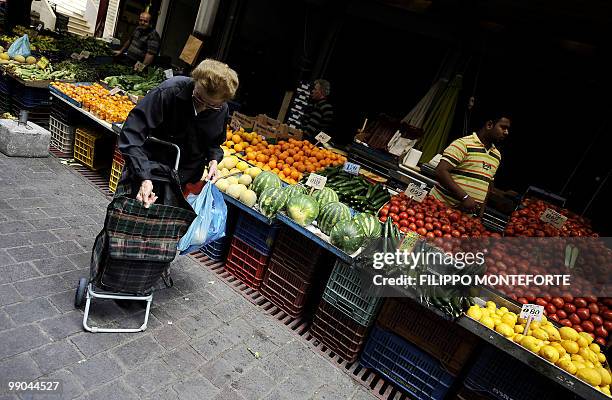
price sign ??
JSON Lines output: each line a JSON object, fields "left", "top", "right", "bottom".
{"left": 164, "top": 69, "right": 173, "bottom": 79}
{"left": 540, "top": 208, "right": 568, "bottom": 229}
{"left": 127, "top": 93, "right": 139, "bottom": 103}
{"left": 80, "top": 51, "right": 91, "bottom": 59}
{"left": 36, "top": 57, "right": 49, "bottom": 70}
{"left": 343, "top": 162, "right": 360, "bottom": 176}
{"left": 519, "top": 304, "right": 544, "bottom": 322}
{"left": 315, "top": 131, "right": 331, "bottom": 144}
{"left": 70, "top": 53, "right": 81, "bottom": 60}
{"left": 109, "top": 87, "right": 122, "bottom": 96}
{"left": 306, "top": 173, "right": 327, "bottom": 190}
{"left": 135, "top": 61, "right": 146, "bottom": 72}
{"left": 36, "top": 24, "right": 43, "bottom": 31}
{"left": 404, "top": 183, "right": 428, "bottom": 203}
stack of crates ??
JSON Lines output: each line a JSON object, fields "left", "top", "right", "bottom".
{"left": 310, "top": 260, "right": 382, "bottom": 362}
{"left": 224, "top": 212, "right": 280, "bottom": 289}
{"left": 73, "top": 127, "right": 113, "bottom": 170}
{"left": 200, "top": 204, "right": 239, "bottom": 262}
{"left": 259, "top": 226, "right": 333, "bottom": 318}
{"left": 12, "top": 85, "right": 52, "bottom": 128}
{"left": 108, "top": 145, "right": 125, "bottom": 193}
{"left": 49, "top": 97, "right": 78, "bottom": 156}
{"left": 0, "top": 75, "right": 12, "bottom": 114}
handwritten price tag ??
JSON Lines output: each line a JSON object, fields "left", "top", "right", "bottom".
{"left": 164, "top": 69, "right": 174, "bottom": 79}
{"left": 404, "top": 183, "right": 428, "bottom": 203}
{"left": 520, "top": 304, "right": 544, "bottom": 321}
{"left": 109, "top": 87, "right": 122, "bottom": 96}
{"left": 540, "top": 208, "right": 567, "bottom": 229}
{"left": 343, "top": 162, "right": 360, "bottom": 176}
{"left": 70, "top": 53, "right": 81, "bottom": 60}
{"left": 80, "top": 51, "right": 91, "bottom": 59}
{"left": 315, "top": 131, "right": 331, "bottom": 144}
{"left": 36, "top": 24, "right": 43, "bottom": 31}
{"left": 127, "top": 93, "right": 139, "bottom": 103}
{"left": 306, "top": 173, "right": 327, "bottom": 190}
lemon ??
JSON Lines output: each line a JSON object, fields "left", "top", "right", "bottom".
{"left": 495, "top": 306, "right": 509, "bottom": 316}
{"left": 236, "top": 161, "right": 249, "bottom": 171}
{"left": 586, "top": 362, "right": 596, "bottom": 369}
{"left": 572, "top": 354, "right": 586, "bottom": 363}
{"left": 574, "top": 361, "right": 587, "bottom": 370}
{"left": 579, "top": 348, "right": 598, "bottom": 364}
{"left": 467, "top": 305, "right": 483, "bottom": 321}
{"left": 529, "top": 321, "right": 541, "bottom": 330}
{"left": 486, "top": 301, "right": 497, "bottom": 309}
{"left": 577, "top": 368, "right": 602, "bottom": 386}
{"left": 590, "top": 343, "right": 601, "bottom": 354}
{"left": 563, "top": 340, "right": 580, "bottom": 354}
{"left": 557, "top": 358, "right": 578, "bottom": 375}
{"left": 520, "top": 336, "right": 542, "bottom": 353}
{"left": 602, "top": 385, "right": 611, "bottom": 396}
{"left": 480, "top": 316, "right": 495, "bottom": 329}
{"left": 580, "top": 332, "right": 595, "bottom": 345}
{"left": 501, "top": 312, "right": 518, "bottom": 326}
{"left": 560, "top": 327, "right": 580, "bottom": 341}
{"left": 514, "top": 334, "right": 525, "bottom": 343}
{"left": 495, "top": 323, "right": 515, "bottom": 338}
{"left": 551, "top": 342, "right": 567, "bottom": 358}
{"left": 599, "top": 353, "right": 607, "bottom": 364}
{"left": 480, "top": 308, "right": 490, "bottom": 318}
{"left": 541, "top": 325, "right": 561, "bottom": 342}
{"left": 532, "top": 328, "right": 549, "bottom": 341}
{"left": 577, "top": 336, "right": 589, "bottom": 348}
{"left": 515, "top": 325, "right": 525, "bottom": 334}
{"left": 599, "top": 368, "right": 612, "bottom": 386}
{"left": 540, "top": 345, "right": 560, "bottom": 364}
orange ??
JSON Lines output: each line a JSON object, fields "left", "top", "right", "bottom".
{"left": 263, "top": 165, "right": 271, "bottom": 171}
{"left": 296, "top": 164, "right": 306, "bottom": 173}
{"left": 256, "top": 154, "right": 266, "bottom": 162}
{"left": 279, "top": 172, "right": 286, "bottom": 179}
{"left": 290, "top": 171, "right": 300, "bottom": 180}
{"left": 232, "top": 134, "right": 242, "bottom": 143}
{"left": 268, "top": 160, "right": 276, "bottom": 169}
{"left": 283, "top": 167, "right": 291, "bottom": 176}
{"left": 272, "top": 168, "right": 280, "bottom": 174}
{"left": 279, "top": 152, "right": 288, "bottom": 160}
{"left": 285, "top": 157, "right": 295, "bottom": 165}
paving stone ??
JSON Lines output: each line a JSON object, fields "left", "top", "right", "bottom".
{"left": 19, "top": 369, "right": 85, "bottom": 400}
{"left": 30, "top": 340, "right": 82, "bottom": 375}
{"left": 0, "top": 220, "right": 34, "bottom": 234}
{"left": 13, "top": 275, "right": 72, "bottom": 299}
{"left": 67, "top": 253, "right": 90, "bottom": 269}
{"left": 48, "top": 290, "right": 78, "bottom": 313}
{"left": 68, "top": 353, "right": 125, "bottom": 390}
{"left": 1, "top": 208, "right": 48, "bottom": 221}
{"left": 0, "top": 262, "right": 41, "bottom": 285}
{"left": 151, "top": 299, "right": 194, "bottom": 322}
{"left": 0, "top": 250, "right": 14, "bottom": 266}
{"left": 230, "top": 368, "right": 275, "bottom": 400}
{"left": 162, "top": 345, "right": 206, "bottom": 378}
{"left": 44, "top": 241, "right": 84, "bottom": 257}
{"left": 0, "top": 309, "right": 15, "bottom": 331}
{"left": 6, "top": 245, "right": 52, "bottom": 263}
{"left": 245, "top": 312, "right": 294, "bottom": 347}
{"left": 268, "top": 375, "right": 315, "bottom": 400}
{"left": 216, "top": 318, "right": 254, "bottom": 345}
{"left": 145, "top": 386, "right": 179, "bottom": 400}
{"left": 70, "top": 331, "right": 128, "bottom": 358}
{"left": 40, "top": 207, "right": 70, "bottom": 218}
{"left": 244, "top": 330, "right": 281, "bottom": 360}
{"left": 28, "top": 218, "right": 69, "bottom": 231}
{"left": 210, "top": 298, "right": 252, "bottom": 323}
{"left": 0, "top": 284, "right": 22, "bottom": 306}
{"left": 204, "top": 280, "right": 235, "bottom": 302}
{"left": 180, "top": 288, "right": 221, "bottom": 312}
{"left": 5, "top": 298, "right": 59, "bottom": 325}
{"left": 191, "top": 330, "right": 234, "bottom": 362}
{"left": 24, "top": 230, "right": 61, "bottom": 245}
{"left": 0, "top": 200, "right": 11, "bottom": 210}
{"left": 5, "top": 198, "right": 48, "bottom": 209}
{"left": 32, "top": 257, "right": 76, "bottom": 276}
{"left": 213, "top": 387, "right": 248, "bottom": 400}
{"left": 61, "top": 216, "right": 98, "bottom": 229}
{"left": 85, "top": 379, "right": 139, "bottom": 400}
{"left": 148, "top": 286, "right": 183, "bottom": 305}
{"left": 111, "top": 334, "right": 164, "bottom": 370}
{"left": 222, "top": 345, "right": 259, "bottom": 371}
{"left": 199, "top": 357, "right": 247, "bottom": 389}
{"left": 37, "top": 310, "right": 83, "bottom": 341}
{"left": 0, "top": 325, "right": 50, "bottom": 359}
{"left": 0, "top": 233, "right": 29, "bottom": 249}
{"left": 58, "top": 269, "right": 89, "bottom": 290}
{"left": 256, "top": 354, "right": 292, "bottom": 381}
{"left": 176, "top": 310, "right": 223, "bottom": 339}
{"left": 124, "top": 360, "right": 177, "bottom": 395}
{"left": 171, "top": 374, "right": 220, "bottom": 400}
{"left": 113, "top": 309, "right": 162, "bottom": 332}
{"left": 153, "top": 324, "right": 190, "bottom": 350}
{"left": 0, "top": 354, "right": 42, "bottom": 382}
{"left": 86, "top": 299, "right": 129, "bottom": 326}
{"left": 274, "top": 340, "right": 316, "bottom": 368}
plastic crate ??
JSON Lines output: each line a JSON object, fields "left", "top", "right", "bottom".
{"left": 377, "top": 298, "right": 477, "bottom": 376}
{"left": 48, "top": 116, "right": 76, "bottom": 156}
{"left": 310, "top": 299, "right": 369, "bottom": 363}
{"left": 360, "top": 326, "right": 455, "bottom": 400}
{"left": 321, "top": 260, "right": 382, "bottom": 327}
{"left": 234, "top": 212, "right": 281, "bottom": 255}
{"left": 51, "top": 97, "right": 78, "bottom": 125}
{"left": 73, "top": 128, "right": 113, "bottom": 170}
{"left": 108, "top": 158, "right": 124, "bottom": 193}
{"left": 13, "top": 85, "right": 52, "bottom": 108}
{"left": 269, "top": 226, "right": 325, "bottom": 279}
{"left": 464, "top": 344, "right": 568, "bottom": 400}
{"left": 260, "top": 258, "right": 313, "bottom": 317}
{"left": 225, "top": 236, "right": 270, "bottom": 289}
{"left": 202, "top": 236, "right": 231, "bottom": 261}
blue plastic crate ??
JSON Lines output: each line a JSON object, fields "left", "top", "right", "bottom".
{"left": 202, "top": 237, "right": 231, "bottom": 261}
{"left": 14, "top": 86, "right": 52, "bottom": 107}
{"left": 234, "top": 212, "right": 281, "bottom": 256}
{"left": 464, "top": 344, "right": 568, "bottom": 400}
{"left": 360, "top": 326, "right": 455, "bottom": 400}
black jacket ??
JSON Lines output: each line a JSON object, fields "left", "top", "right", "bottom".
{"left": 118, "top": 76, "right": 228, "bottom": 185}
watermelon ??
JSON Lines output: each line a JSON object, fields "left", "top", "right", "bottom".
{"left": 318, "top": 202, "right": 351, "bottom": 235}
{"left": 330, "top": 220, "right": 365, "bottom": 253}
{"left": 283, "top": 184, "right": 307, "bottom": 201}
{"left": 286, "top": 194, "right": 319, "bottom": 226}
{"left": 353, "top": 213, "right": 382, "bottom": 238}
{"left": 313, "top": 187, "right": 339, "bottom": 209}
{"left": 251, "top": 171, "right": 281, "bottom": 196}
{"left": 258, "top": 187, "right": 288, "bottom": 218}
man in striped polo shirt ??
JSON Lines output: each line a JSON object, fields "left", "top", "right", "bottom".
{"left": 431, "top": 114, "right": 511, "bottom": 211}
{"left": 303, "top": 79, "right": 334, "bottom": 140}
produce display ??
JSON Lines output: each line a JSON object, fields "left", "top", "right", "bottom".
{"left": 286, "top": 194, "right": 320, "bottom": 226}
{"left": 102, "top": 68, "right": 165, "bottom": 96}
{"left": 258, "top": 187, "right": 288, "bottom": 218}
{"left": 317, "top": 201, "right": 351, "bottom": 235}
{"left": 330, "top": 219, "right": 366, "bottom": 253}
{"left": 50, "top": 82, "right": 135, "bottom": 123}
{"left": 4, "top": 62, "right": 75, "bottom": 81}
{"left": 467, "top": 301, "right": 612, "bottom": 395}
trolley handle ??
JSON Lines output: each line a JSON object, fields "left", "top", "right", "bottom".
{"left": 146, "top": 137, "right": 181, "bottom": 171}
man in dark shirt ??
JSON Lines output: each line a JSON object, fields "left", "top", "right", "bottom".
{"left": 303, "top": 79, "right": 334, "bottom": 140}
{"left": 118, "top": 59, "right": 239, "bottom": 208}
{"left": 114, "top": 12, "right": 161, "bottom": 71}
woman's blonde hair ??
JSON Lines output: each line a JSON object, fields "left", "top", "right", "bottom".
{"left": 192, "top": 59, "right": 239, "bottom": 100}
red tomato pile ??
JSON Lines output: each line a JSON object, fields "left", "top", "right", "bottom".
{"left": 378, "top": 194, "right": 496, "bottom": 238}
{"left": 517, "top": 295, "right": 612, "bottom": 346}
{"left": 505, "top": 198, "right": 598, "bottom": 237}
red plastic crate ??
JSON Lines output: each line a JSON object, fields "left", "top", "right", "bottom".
{"left": 310, "top": 299, "right": 369, "bottom": 363}
{"left": 259, "top": 258, "right": 312, "bottom": 318}
{"left": 225, "top": 236, "right": 269, "bottom": 289}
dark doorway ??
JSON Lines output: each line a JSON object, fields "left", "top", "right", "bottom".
{"left": 160, "top": 0, "right": 201, "bottom": 65}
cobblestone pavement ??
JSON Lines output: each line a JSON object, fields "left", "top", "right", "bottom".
{"left": 0, "top": 153, "right": 375, "bottom": 400}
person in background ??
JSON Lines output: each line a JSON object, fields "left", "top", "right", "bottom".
{"left": 303, "top": 79, "right": 334, "bottom": 140}
{"left": 113, "top": 12, "right": 160, "bottom": 72}
{"left": 431, "top": 113, "right": 511, "bottom": 212}
{"left": 118, "top": 59, "right": 239, "bottom": 208}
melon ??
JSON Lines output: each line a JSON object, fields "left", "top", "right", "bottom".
{"left": 353, "top": 213, "right": 382, "bottom": 238}
{"left": 286, "top": 194, "right": 319, "bottom": 226}
{"left": 258, "top": 187, "right": 288, "bottom": 218}
{"left": 26, "top": 56, "right": 36, "bottom": 64}
{"left": 246, "top": 167, "right": 262, "bottom": 179}
{"left": 215, "top": 178, "right": 229, "bottom": 192}
{"left": 330, "top": 220, "right": 366, "bottom": 254}
{"left": 313, "top": 187, "right": 339, "bottom": 209}
{"left": 13, "top": 55, "right": 25, "bottom": 63}
{"left": 251, "top": 171, "right": 281, "bottom": 196}
{"left": 239, "top": 189, "right": 257, "bottom": 207}
{"left": 318, "top": 202, "right": 351, "bottom": 235}
{"left": 227, "top": 183, "right": 247, "bottom": 199}
{"left": 237, "top": 161, "right": 249, "bottom": 171}
{"left": 226, "top": 176, "right": 239, "bottom": 185}
{"left": 283, "top": 184, "right": 307, "bottom": 201}
{"left": 0, "top": 53, "right": 9, "bottom": 61}
{"left": 238, "top": 174, "right": 252, "bottom": 186}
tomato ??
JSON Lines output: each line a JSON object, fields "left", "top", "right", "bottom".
{"left": 569, "top": 313, "right": 581, "bottom": 325}
{"left": 556, "top": 310, "right": 567, "bottom": 319}
{"left": 517, "top": 297, "right": 528, "bottom": 304}
{"left": 574, "top": 298, "right": 588, "bottom": 308}
{"left": 449, "top": 213, "right": 460, "bottom": 222}
{"left": 426, "top": 232, "right": 435, "bottom": 239}
{"left": 451, "top": 230, "right": 461, "bottom": 238}
{"left": 399, "top": 226, "right": 409, "bottom": 234}
{"left": 551, "top": 297, "right": 564, "bottom": 309}
{"left": 406, "top": 209, "right": 415, "bottom": 216}
{"left": 543, "top": 295, "right": 552, "bottom": 303}
{"left": 549, "top": 314, "right": 560, "bottom": 322}
{"left": 535, "top": 298, "right": 548, "bottom": 307}
{"left": 379, "top": 216, "right": 388, "bottom": 223}
{"left": 595, "top": 337, "right": 607, "bottom": 346}
{"left": 379, "top": 209, "right": 389, "bottom": 217}
{"left": 585, "top": 296, "right": 598, "bottom": 304}
{"left": 603, "top": 310, "right": 612, "bottom": 321}
{"left": 545, "top": 304, "right": 557, "bottom": 315}
{"left": 390, "top": 200, "right": 400, "bottom": 207}
{"left": 604, "top": 321, "right": 612, "bottom": 331}
{"left": 432, "top": 222, "right": 442, "bottom": 230}
{"left": 399, "top": 205, "right": 407, "bottom": 212}
{"left": 573, "top": 324, "right": 584, "bottom": 333}
{"left": 564, "top": 303, "right": 577, "bottom": 314}
{"left": 416, "top": 228, "right": 427, "bottom": 236}
{"left": 408, "top": 223, "right": 417, "bottom": 231}
{"left": 581, "top": 320, "right": 595, "bottom": 333}
{"left": 560, "top": 319, "right": 573, "bottom": 327}
{"left": 415, "top": 220, "right": 424, "bottom": 228}
{"left": 415, "top": 212, "right": 424, "bottom": 220}
{"left": 443, "top": 233, "right": 452, "bottom": 238}
{"left": 424, "top": 223, "right": 433, "bottom": 231}
{"left": 441, "top": 225, "right": 452, "bottom": 233}
{"left": 398, "top": 212, "right": 408, "bottom": 220}
{"left": 588, "top": 303, "right": 600, "bottom": 315}
{"left": 577, "top": 308, "right": 591, "bottom": 321}
{"left": 390, "top": 214, "right": 400, "bottom": 222}
{"left": 590, "top": 314, "right": 603, "bottom": 326}
{"left": 389, "top": 205, "right": 399, "bottom": 214}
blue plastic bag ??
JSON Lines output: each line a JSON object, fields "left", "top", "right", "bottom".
{"left": 8, "top": 35, "right": 31, "bottom": 58}
{"left": 178, "top": 182, "right": 227, "bottom": 255}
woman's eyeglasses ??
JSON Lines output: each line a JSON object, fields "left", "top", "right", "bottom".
{"left": 193, "top": 84, "right": 225, "bottom": 111}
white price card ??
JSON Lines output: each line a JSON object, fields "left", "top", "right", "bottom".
{"left": 519, "top": 304, "right": 544, "bottom": 321}
{"left": 315, "top": 131, "right": 332, "bottom": 144}
{"left": 36, "top": 24, "right": 43, "bottom": 31}
{"left": 71, "top": 53, "right": 81, "bottom": 60}
{"left": 109, "top": 87, "right": 122, "bottom": 96}
{"left": 306, "top": 173, "right": 327, "bottom": 190}
{"left": 164, "top": 69, "right": 174, "bottom": 79}
{"left": 127, "top": 93, "right": 139, "bottom": 103}
{"left": 404, "top": 183, "right": 428, "bottom": 203}
{"left": 540, "top": 208, "right": 568, "bottom": 229}
{"left": 80, "top": 51, "right": 91, "bottom": 59}
{"left": 343, "top": 162, "right": 360, "bottom": 176}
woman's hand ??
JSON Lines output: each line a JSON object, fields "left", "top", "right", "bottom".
{"left": 206, "top": 160, "right": 219, "bottom": 183}
{"left": 136, "top": 180, "right": 158, "bottom": 208}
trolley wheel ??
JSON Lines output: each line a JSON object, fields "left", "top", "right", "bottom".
{"left": 161, "top": 274, "right": 173, "bottom": 288}
{"left": 75, "top": 278, "right": 87, "bottom": 308}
